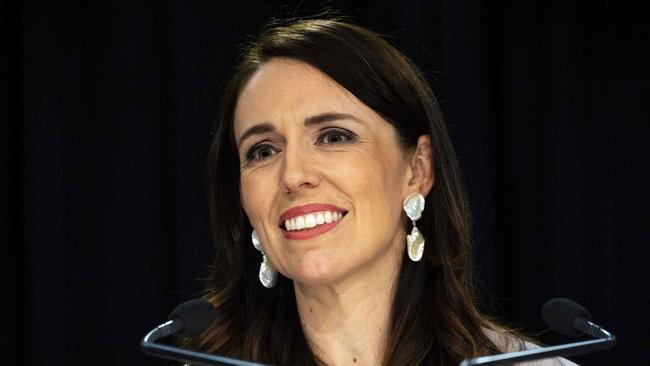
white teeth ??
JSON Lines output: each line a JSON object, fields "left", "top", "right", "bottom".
{"left": 305, "top": 214, "right": 316, "bottom": 228}
{"left": 295, "top": 216, "right": 305, "bottom": 230}
{"left": 283, "top": 211, "right": 344, "bottom": 231}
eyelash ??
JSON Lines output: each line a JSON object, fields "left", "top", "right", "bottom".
{"left": 316, "top": 128, "right": 357, "bottom": 145}
{"left": 246, "top": 143, "right": 279, "bottom": 162}
{"left": 245, "top": 128, "right": 357, "bottom": 163}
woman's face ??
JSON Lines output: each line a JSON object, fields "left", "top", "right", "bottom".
{"left": 234, "top": 58, "right": 420, "bottom": 286}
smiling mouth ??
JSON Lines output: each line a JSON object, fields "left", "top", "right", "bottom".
{"left": 278, "top": 204, "right": 348, "bottom": 240}
{"left": 280, "top": 210, "right": 346, "bottom": 232}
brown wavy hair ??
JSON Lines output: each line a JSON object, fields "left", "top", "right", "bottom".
{"left": 189, "top": 18, "right": 510, "bottom": 365}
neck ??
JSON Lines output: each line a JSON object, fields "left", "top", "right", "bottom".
{"left": 293, "top": 250, "right": 402, "bottom": 366}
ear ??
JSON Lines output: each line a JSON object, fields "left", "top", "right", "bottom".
{"left": 406, "top": 135, "right": 434, "bottom": 197}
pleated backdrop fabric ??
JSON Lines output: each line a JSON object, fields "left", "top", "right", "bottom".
{"left": 1, "top": 1, "right": 647, "bottom": 365}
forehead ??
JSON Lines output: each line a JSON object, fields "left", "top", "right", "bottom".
{"left": 233, "top": 58, "right": 372, "bottom": 138}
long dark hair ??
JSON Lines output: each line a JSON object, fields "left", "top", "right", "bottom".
{"left": 191, "top": 18, "right": 508, "bottom": 365}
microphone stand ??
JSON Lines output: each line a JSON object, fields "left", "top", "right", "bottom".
{"left": 141, "top": 321, "right": 270, "bottom": 366}
{"left": 459, "top": 325, "right": 616, "bottom": 366}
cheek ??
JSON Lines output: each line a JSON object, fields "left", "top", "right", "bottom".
{"left": 364, "top": 170, "right": 404, "bottom": 227}
{"left": 240, "top": 172, "right": 270, "bottom": 227}
{"left": 367, "top": 157, "right": 409, "bottom": 230}
{"left": 331, "top": 149, "right": 407, "bottom": 221}
{"left": 360, "top": 153, "right": 407, "bottom": 200}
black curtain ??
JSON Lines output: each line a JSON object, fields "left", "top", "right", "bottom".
{"left": 2, "top": 1, "right": 647, "bottom": 365}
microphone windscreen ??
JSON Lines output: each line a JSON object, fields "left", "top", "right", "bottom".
{"left": 542, "top": 298, "right": 592, "bottom": 337}
{"left": 168, "top": 299, "right": 218, "bottom": 337}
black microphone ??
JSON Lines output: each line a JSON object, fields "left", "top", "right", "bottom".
{"left": 143, "top": 299, "right": 217, "bottom": 342}
{"left": 141, "top": 299, "right": 270, "bottom": 366}
{"left": 542, "top": 298, "right": 612, "bottom": 339}
{"left": 459, "top": 298, "right": 616, "bottom": 366}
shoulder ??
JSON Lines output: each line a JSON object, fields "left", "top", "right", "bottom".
{"left": 483, "top": 328, "right": 579, "bottom": 366}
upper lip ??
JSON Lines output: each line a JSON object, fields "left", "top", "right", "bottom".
{"left": 278, "top": 203, "right": 347, "bottom": 225}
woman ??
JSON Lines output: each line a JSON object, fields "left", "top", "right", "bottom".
{"left": 190, "top": 18, "right": 576, "bottom": 365}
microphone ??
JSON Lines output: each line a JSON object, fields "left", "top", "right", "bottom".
{"left": 143, "top": 298, "right": 218, "bottom": 342}
{"left": 542, "top": 297, "right": 612, "bottom": 339}
{"left": 459, "top": 298, "right": 616, "bottom": 366}
{"left": 141, "top": 299, "right": 269, "bottom": 366}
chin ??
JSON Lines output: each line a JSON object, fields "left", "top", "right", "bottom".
{"left": 286, "top": 253, "right": 347, "bottom": 286}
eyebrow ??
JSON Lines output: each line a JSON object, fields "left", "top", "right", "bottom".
{"left": 237, "top": 112, "right": 361, "bottom": 146}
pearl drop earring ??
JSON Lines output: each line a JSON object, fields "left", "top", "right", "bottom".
{"left": 403, "top": 193, "right": 425, "bottom": 262}
{"left": 252, "top": 230, "right": 278, "bottom": 288}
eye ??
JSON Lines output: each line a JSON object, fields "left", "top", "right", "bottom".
{"left": 246, "top": 143, "right": 279, "bottom": 162}
{"left": 317, "top": 128, "right": 357, "bottom": 145}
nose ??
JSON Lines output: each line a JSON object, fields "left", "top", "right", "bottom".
{"left": 280, "top": 144, "right": 320, "bottom": 194}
